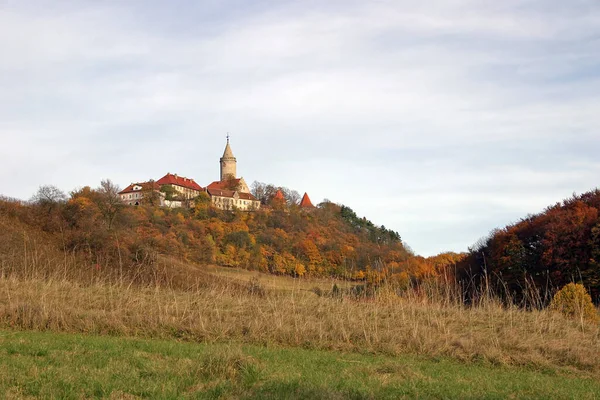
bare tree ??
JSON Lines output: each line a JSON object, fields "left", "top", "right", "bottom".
{"left": 30, "top": 185, "right": 67, "bottom": 206}
{"left": 252, "top": 181, "right": 303, "bottom": 206}
{"left": 96, "top": 179, "right": 123, "bottom": 230}
{"left": 251, "top": 181, "right": 277, "bottom": 205}
{"left": 30, "top": 185, "right": 68, "bottom": 217}
{"left": 282, "top": 188, "right": 301, "bottom": 206}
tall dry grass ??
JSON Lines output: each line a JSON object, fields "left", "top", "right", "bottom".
{"left": 1, "top": 219, "right": 600, "bottom": 376}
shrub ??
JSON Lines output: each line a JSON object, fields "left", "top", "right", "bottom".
{"left": 550, "top": 283, "right": 598, "bottom": 323}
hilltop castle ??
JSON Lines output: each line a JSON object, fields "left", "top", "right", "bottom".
{"left": 119, "top": 138, "right": 315, "bottom": 211}
{"left": 119, "top": 138, "right": 261, "bottom": 210}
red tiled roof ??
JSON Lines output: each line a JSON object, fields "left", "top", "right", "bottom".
{"left": 300, "top": 192, "right": 314, "bottom": 208}
{"left": 119, "top": 181, "right": 160, "bottom": 195}
{"left": 207, "top": 188, "right": 235, "bottom": 198}
{"left": 156, "top": 173, "right": 203, "bottom": 191}
{"left": 273, "top": 189, "right": 285, "bottom": 200}
{"left": 239, "top": 192, "right": 258, "bottom": 201}
{"left": 207, "top": 179, "right": 241, "bottom": 190}
{"left": 207, "top": 188, "right": 257, "bottom": 201}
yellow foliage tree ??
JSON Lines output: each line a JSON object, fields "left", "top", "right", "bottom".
{"left": 294, "top": 263, "right": 306, "bottom": 277}
{"left": 550, "top": 283, "right": 598, "bottom": 323}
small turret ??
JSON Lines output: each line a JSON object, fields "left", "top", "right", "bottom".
{"left": 300, "top": 192, "right": 315, "bottom": 208}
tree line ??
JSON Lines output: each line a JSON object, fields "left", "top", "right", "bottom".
{"left": 456, "top": 189, "right": 600, "bottom": 303}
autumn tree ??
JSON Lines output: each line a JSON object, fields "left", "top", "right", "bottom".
{"left": 193, "top": 191, "right": 212, "bottom": 219}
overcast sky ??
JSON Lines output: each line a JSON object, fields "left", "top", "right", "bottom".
{"left": 1, "top": 0, "right": 599, "bottom": 256}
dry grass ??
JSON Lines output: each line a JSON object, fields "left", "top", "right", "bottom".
{"left": 1, "top": 223, "right": 599, "bottom": 377}
{"left": 200, "top": 263, "right": 353, "bottom": 292}
{"left": 1, "top": 268, "right": 599, "bottom": 377}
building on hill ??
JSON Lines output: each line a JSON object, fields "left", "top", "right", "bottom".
{"left": 207, "top": 178, "right": 251, "bottom": 194}
{"left": 156, "top": 173, "right": 203, "bottom": 199}
{"left": 206, "top": 137, "right": 260, "bottom": 211}
{"left": 207, "top": 188, "right": 259, "bottom": 211}
{"left": 119, "top": 137, "right": 260, "bottom": 210}
{"left": 118, "top": 181, "right": 182, "bottom": 208}
{"left": 299, "top": 192, "right": 315, "bottom": 208}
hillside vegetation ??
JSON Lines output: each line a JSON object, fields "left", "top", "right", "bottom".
{"left": 458, "top": 188, "right": 600, "bottom": 304}
{"left": 0, "top": 182, "right": 451, "bottom": 286}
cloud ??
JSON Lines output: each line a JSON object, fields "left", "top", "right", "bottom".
{"left": 1, "top": 0, "right": 599, "bottom": 255}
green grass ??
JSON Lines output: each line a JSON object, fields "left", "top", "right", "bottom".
{"left": 0, "top": 330, "right": 599, "bottom": 399}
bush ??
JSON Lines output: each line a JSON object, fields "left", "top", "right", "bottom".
{"left": 550, "top": 283, "right": 598, "bottom": 323}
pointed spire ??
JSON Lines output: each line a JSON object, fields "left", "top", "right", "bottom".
{"left": 300, "top": 192, "right": 315, "bottom": 208}
{"left": 220, "top": 135, "right": 237, "bottom": 181}
{"left": 222, "top": 135, "right": 235, "bottom": 159}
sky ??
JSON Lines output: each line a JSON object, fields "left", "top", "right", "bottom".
{"left": 1, "top": 0, "right": 599, "bottom": 256}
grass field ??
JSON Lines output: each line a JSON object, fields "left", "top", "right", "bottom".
{"left": 1, "top": 249, "right": 600, "bottom": 398}
{"left": 2, "top": 329, "right": 600, "bottom": 399}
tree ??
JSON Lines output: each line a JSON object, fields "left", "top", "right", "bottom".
{"left": 96, "top": 179, "right": 123, "bottom": 230}
{"left": 194, "top": 192, "right": 212, "bottom": 219}
{"left": 30, "top": 185, "right": 67, "bottom": 208}
{"left": 281, "top": 188, "right": 301, "bottom": 206}
{"left": 224, "top": 176, "right": 241, "bottom": 191}
{"left": 251, "top": 181, "right": 277, "bottom": 205}
{"left": 29, "top": 185, "right": 68, "bottom": 231}
{"left": 160, "top": 185, "right": 176, "bottom": 200}
{"left": 141, "top": 180, "right": 161, "bottom": 206}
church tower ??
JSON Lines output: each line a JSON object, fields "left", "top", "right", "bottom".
{"left": 220, "top": 135, "right": 237, "bottom": 181}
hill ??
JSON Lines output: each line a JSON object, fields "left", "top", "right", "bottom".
{"left": 457, "top": 188, "right": 600, "bottom": 303}
{"left": 0, "top": 182, "right": 418, "bottom": 284}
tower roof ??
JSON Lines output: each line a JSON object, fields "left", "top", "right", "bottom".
{"left": 299, "top": 192, "right": 315, "bottom": 208}
{"left": 273, "top": 189, "right": 285, "bottom": 201}
{"left": 222, "top": 136, "right": 236, "bottom": 160}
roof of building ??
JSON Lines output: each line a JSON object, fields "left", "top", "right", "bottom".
{"left": 221, "top": 139, "right": 236, "bottom": 160}
{"left": 207, "top": 179, "right": 241, "bottom": 191}
{"left": 156, "top": 173, "right": 203, "bottom": 191}
{"left": 273, "top": 189, "right": 285, "bottom": 201}
{"left": 207, "top": 187, "right": 257, "bottom": 201}
{"left": 299, "top": 192, "right": 315, "bottom": 208}
{"left": 119, "top": 181, "right": 161, "bottom": 195}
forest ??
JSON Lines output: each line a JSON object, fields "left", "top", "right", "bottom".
{"left": 457, "top": 189, "right": 600, "bottom": 303}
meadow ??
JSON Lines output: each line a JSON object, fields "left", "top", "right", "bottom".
{"left": 1, "top": 255, "right": 600, "bottom": 398}
{"left": 2, "top": 330, "right": 600, "bottom": 399}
